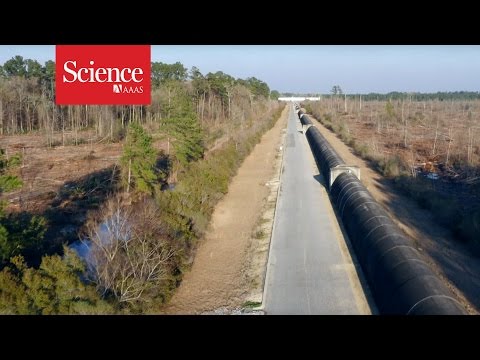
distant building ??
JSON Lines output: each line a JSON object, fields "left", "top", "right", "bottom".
{"left": 278, "top": 97, "right": 321, "bottom": 102}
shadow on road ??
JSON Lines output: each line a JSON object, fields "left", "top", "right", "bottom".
{"left": 313, "top": 173, "right": 328, "bottom": 189}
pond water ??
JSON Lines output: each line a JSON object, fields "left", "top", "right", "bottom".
{"left": 69, "top": 212, "right": 132, "bottom": 264}
{"left": 70, "top": 239, "right": 91, "bottom": 260}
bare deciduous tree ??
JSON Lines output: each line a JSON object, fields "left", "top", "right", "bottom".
{"left": 85, "top": 197, "right": 175, "bottom": 303}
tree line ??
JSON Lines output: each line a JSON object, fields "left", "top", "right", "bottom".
{"left": 282, "top": 90, "right": 480, "bottom": 101}
{"left": 344, "top": 91, "right": 480, "bottom": 101}
{"left": 0, "top": 56, "right": 278, "bottom": 138}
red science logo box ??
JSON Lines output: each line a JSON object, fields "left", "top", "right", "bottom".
{"left": 56, "top": 45, "right": 151, "bottom": 105}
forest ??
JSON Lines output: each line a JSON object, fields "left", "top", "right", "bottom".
{"left": 0, "top": 55, "right": 282, "bottom": 314}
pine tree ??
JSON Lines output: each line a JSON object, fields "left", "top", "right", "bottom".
{"left": 164, "top": 85, "right": 204, "bottom": 167}
{"left": 121, "top": 122, "right": 158, "bottom": 195}
{"left": 167, "top": 113, "right": 204, "bottom": 166}
{"left": 0, "top": 248, "right": 114, "bottom": 314}
{"left": 0, "top": 150, "right": 45, "bottom": 266}
{"left": 0, "top": 212, "right": 47, "bottom": 265}
{"left": 0, "top": 150, "right": 23, "bottom": 193}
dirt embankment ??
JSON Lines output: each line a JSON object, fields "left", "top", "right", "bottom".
{"left": 307, "top": 114, "right": 480, "bottom": 314}
{"left": 162, "top": 106, "right": 289, "bottom": 314}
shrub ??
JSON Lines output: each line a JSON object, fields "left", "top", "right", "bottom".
{"left": 0, "top": 175, "right": 23, "bottom": 193}
{"left": 370, "top": 155, "right": 406, "bottom": 178}
{"left": 0, "top": 150, "right": 23, "bottom": 193}
{"left": 457, "top": 209, "right": 480, "bottom": 254}
{"left": 353, "top": 143, "right": 371, "bottom": 159}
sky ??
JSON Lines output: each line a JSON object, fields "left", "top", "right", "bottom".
{"left": 0, "top": 45, "right": 479, "bottom": 94}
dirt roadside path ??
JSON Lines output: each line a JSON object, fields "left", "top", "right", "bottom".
{"left": 162, "top": 106, "right": 289, "bottom": 314}
{"left": 307, "top": 114, "right": 480, "bottom": 314}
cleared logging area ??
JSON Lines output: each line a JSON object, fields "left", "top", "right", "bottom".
{"left": 303, "top": 98, "right": 480, "bottom": 252}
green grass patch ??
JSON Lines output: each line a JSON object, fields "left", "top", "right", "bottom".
{"left": 243, "top": 301, "right": 262, "bottom": 308}
{"left": 253, "top": 229, "right": 265, "bottom": 239}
